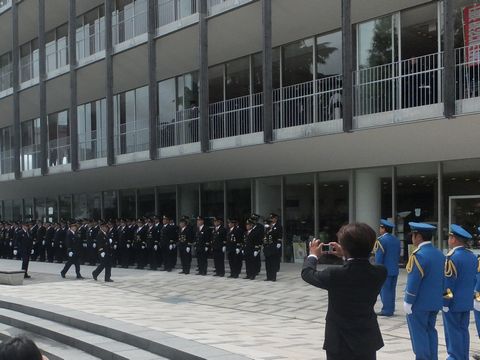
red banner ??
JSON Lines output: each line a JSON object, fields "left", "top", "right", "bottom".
{"left": 463, "top": 4, "right": 480, "bottom": 65}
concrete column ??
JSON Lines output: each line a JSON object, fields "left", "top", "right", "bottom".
{"left": 348, "top": 170, "right": 355, "bottom": 222}
{"left": 341, "top": 0, "right": 353, "bottom": 132}
{"left": 147, "top": 0, "right": 158, "bottom": 159}
{"left": 437, "top": 162, "right": 443, "bottom": 248}
{"left": 198, "top": 0, "right": 209, "bottom": 152}
{"left": 105, "top": 0, "right": 115, "bottom": 166}
{"left": 69, "top": 0, "right": 79, "bottom": 171}
{"left": 354, "top": 169, "right": 381, "bottom": 230}
{"left": 443, "top": 0, "right": 455, "bottom": 118}
{"left": 39, "top": 0, "right": 48, "bottom": 175}
{"left": 391, "top": 166, "right": 397, "bottom": 234}
{"left": 262, "top": 0, "right": 273, "bottom": 143}
{"left": 12, "top": 0, "right": 21, "bottom": 179}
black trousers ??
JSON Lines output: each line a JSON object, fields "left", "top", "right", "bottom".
{"left": 93, "top": 255, "right": 112, "bottom": 280}
{"left": 148, "top": 247, "right": 159, "bottom": 270}
{"left": 197, "top": 251, "right": 208, "bottom": 275}
{"left": 163, "top": 246, "right": 177, "bottom": 271}
{"left": 265, "top": 254, "right": 279, "bottom": 281}
{"left": 245, "top": 252, "right": 256, "bottom": 279}
{"left": 21, "top": 253, "right": 30, "bottom": 274}
{"left": 62, "top": 255, "right": 81, "bottom": 276}
{"left": 179, "top": 247, "right": 192, "bottom": 273}
{"left": 213, "top": 249, "right": 225, "bottom": 275}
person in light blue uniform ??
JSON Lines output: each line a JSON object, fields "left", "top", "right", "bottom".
{"left": 404, "top": 222, "right": 444, "bottom": 360}
{"left": 442, "top": 224, "right": 478, "bottom": 360}
{"left": 374, "top": 219, "right": 400, "bottom": 316}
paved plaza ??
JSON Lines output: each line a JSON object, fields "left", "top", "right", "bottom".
{"left": 0, "top": 259, "right": 479, "bottom": 360}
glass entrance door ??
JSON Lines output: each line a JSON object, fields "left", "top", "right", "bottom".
{"left": 449, "top": 195, "right": 480, "bottom": 253}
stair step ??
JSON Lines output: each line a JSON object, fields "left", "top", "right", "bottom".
{"left": 0, "top": 309, "right": 166, "bottom": 360}
{"left": 0, "top": 323, "right": 100, "bottom": 360}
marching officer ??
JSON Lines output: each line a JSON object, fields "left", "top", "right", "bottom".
{"left": 403, "top": 222, "right": 444, "bottom": 360}
{"left": 243, "top": 218, "right": 263, "bottom": 280}
{"left": 78, "top": 220, "right": 89, "bottom": 264}
{"left": 107, "top": 220, "right": 118, "bottom": 267}
{"left": 53, "top": 221, "right": 66, "bottom": 263}
{"left": 374, "top": 219, "right": 400, "bottom": 316}
{"left": 194, "top": 216, "right": 211, "bottom": 275}
{"left": 87, "top": 220, "right": 99, "bottom": 265}
{"left": 442, "top": 224, "right": 478, "bottom": 360}
{"left": 135, "top": 218, "right": 148, "bottom": 269}
{"left": 92, "top": 222, "right": 114, "bottom": 282}
{"left": 178, "top": 216, "right": 194, "bottom": 274}
{"left": 147, "top": 218, "right": 159, "bottom": 270}
{"left": 152, "top": 216, "right": 163, "bottom": 269}
{"left": 264, "top": 213, "right": 282, "bottom": 282}
{"left": 60, "top": 221, "right": 84, "bottom": 279}
{"left": 161, "top": 215, "right": 178, "bottom": 272}
{"left": 211, "top": 217, "right": 227, "bottom": 277}
{"left": 45, "top": 222, "right": 55, "bottom": 262}
{"left": 15, "top": 222, "right": 33, "bottom": 279}
{"left": 226, "top": 218, "right": 244, "bottom": 278}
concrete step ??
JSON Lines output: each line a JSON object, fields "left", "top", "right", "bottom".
{"left": 0, "top": 308, "right": 166, "bottom": 360}
{"left": 0, "top": 323, "right": 100, "bottom": 360}
{"left": 0, "top": 297, "right": 250, "bottom": 360}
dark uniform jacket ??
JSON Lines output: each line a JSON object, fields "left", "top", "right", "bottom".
{"left": 66, "top": 230, "right": 81, "bottom": 255}
{"left": 212, "top": 226, "right": 227, "bottom": 251}
{"left": 178, "top": 225, "right": 194, "bottom": 249}
{"left": 96, "top": 230, "right": 113, "bottom": 256}
{"left": 227, "top": 226, "right": 244, "bottom": 253}
{"left": 243, "top": 228, "right": 263, "bottom": 255}
{"left": 301, "top": 256, "right": 387, "bottom": 355}
{"left": 264, "top": 223, "right": 282, "bottom": 257}
{"left": 194, "top": 225, "right": 211, "bottom": 253}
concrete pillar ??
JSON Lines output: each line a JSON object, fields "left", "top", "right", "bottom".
{"left": 147, "top": 0, "right": 158, "bottom": 159}
{"left": 354, "top": 169, "right": 381, "bottom": 230}
{"left": 12, "top": 0, "right": 21, "bottom": 179}
{"left": 69, "top": 0, "right": 79, "bottom": 171}
{"left": 198, "top": 0, "right": 209, "bottom": 152}
{"left": 105, "top": 0, "right": 115, "bottom": 166}
{"left": 39, "top": 0, "right": 48, "bottom": 175}
{"left": 443, "top": 0, "right": 455, "bottom": 118}
{"left": 262, "top": 0, "right": 273, "bottom": 143}
{"left": 341, "top": 0, "right": 353, "bottom": 132}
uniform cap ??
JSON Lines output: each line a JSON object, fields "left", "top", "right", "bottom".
{"left": 380, "top": 219, "right": 395, "bottom": 228}
{"left": 227, "top": 218, "right": 238, "bottom": 224}
{"left": 213, "top": 216, "right": 223, "bottom": 222}
{"left": 246, "top": 218, "right": 255, "bottom": 225}
{"left": 196, "top": 216, "right": 204, "bottom": 221}
{"left": 408, "top": 222, "right": 436, "bottom": 232}
{"left": 449, "top": 224, "right": 472, "bottom": 240}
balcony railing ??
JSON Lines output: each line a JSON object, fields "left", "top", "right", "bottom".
{"left": 20, "top": 55, "right": 39, "bottom": 84}
{"left": 354, "top": 52, "right": 443, "bottom": 116}
{"left": 115, "top": 126, "right": 149, "bottom": 155}
{"left": 48, "top": 137, "right": 70, "bottom": 167}
{"left": 113, "top": 0, "right": 148, "bottom": 45}
{"left": 157, "top": 0, "right": 196, "bottom": 28}
{"left": 46, "top": 41, "right": 69, "bottom": 74}
{"left": 77, "top": 20, "right": 105, "bottom": 61}
{"left": 79, "top": 130, "right": 107, "bottom": 161}
{"left": 158, "top": 108, "right": 199, "bottom": 147}
{"left": 273, "top": 75, "right": 343, "bottom": 129}
{"left": 21, "top": 144, "right": 41, "bottom": 171}
{"left": 209, "top": 92, "right": 262, "bottom": 139}
{"left": 0, "top": 70, "right": 12, "bottom": 92}
{"left": 0, "top": 150, "right": 14, "bottom": 175}
{"left": 455, "top": 44, "right": 480, "bottom": 102}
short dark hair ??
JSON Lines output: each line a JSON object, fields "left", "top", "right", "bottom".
{"left": 337, "top": 223, "right": 376, "bottom": 258}
{"left": 416, "top": 231, "right": 433, "bottom": 242}
{"left": 380, "top": 225, "right": 392, "bottom": 234}
{"left": 0, "top": 336, "right": 43, "bottom": 360}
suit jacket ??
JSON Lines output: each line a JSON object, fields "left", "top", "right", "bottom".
{"left": 374, "top": 233, "right": 400, "bottom": 276}
{"left": 301, "top": 256, "right": 386, "bottom": 355}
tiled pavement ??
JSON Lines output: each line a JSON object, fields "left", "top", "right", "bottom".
{"left": 0, "top": 259, "right": 479, "bottom": 360}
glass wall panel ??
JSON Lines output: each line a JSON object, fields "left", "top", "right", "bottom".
{"left": 227, "top": 179, "right": 251, "bottom": 225}
{"left": 46, "top": 198, "right": 58, "bottom": 222}
{"left": 176, "top": 72, "right": 199, "bottom": 111}
{"left": 103, "top": 191, "right": 118, "bottom": 219}
{"left": 158, "top": 77, "right": 176, "bottom": 124}
{"left": 0, "top": 126, "right": 14, "bottom": 174}
{"left": 357, "top": 15, "right": 395, "bottom": 69}
{"left": 201, "top": 182, "right": 224, "bottom": 223}
{"left": 24, "top": 198, "right": 34, "bottom": 222}
{"left": 272, "top": 47, "right": 281, "bottom": 89}
{"left": 20, "top": 39, "right": 39, "bottom": 83}
{"left": 138, "top": 187, "right": 155, "bottom": 218}
{"left": 178, "top": 184, "right": 198, "bottom": 220}
{"left": 0, "top": 51, "right": 12, "bottom": 91}
{"left": 21, "top": 118, "right": 41, "bottom": 171}
{"left": 316, "top": 31, "right": 342, "bottom": 78}
{"left": 87, "top": 193, "right": 102, "bottom": 219}
{"left": 209, "top": 64, "right": 224, "bottom": 103}
{"left": 113, "top": 0, "right": 147, "bottom": 45}
{"left": 255, "top": 177, "right": 281, "bottom": 221}
{"left": 226, "top": 56, "right": 250, "bottom": 99}
{"left": 59, "top": 195, "right": 72, "bottom": 220}
{"left": 157, "top": 185, "right": 176, "bottom": 220}
{"left": 282, "top": 38, "right": 314, "bottom": 87}
{"left": 252, "top": 53, "right": 263, "bottom": 94}
{"left": 77, "top": 5, "right": 106, "bottom": 60}
{"left": 78, "top": 98, "right": 107, "bottom": 161}
{"left": 35, "top": 198, "right": 46, "bottom": 221}
{"left": 73, "top": 194, "right": 88, "bottom": 219}
{"left": 119, "top": 189, "right": 136, "bottom": 218}
{"left": 48, "top": 110, "right": 70, "bottom": 166}
{"left": 4, "top": 200, "right": 12, "bottom": 221}
{"left": 12, "top": 200, "right": 21, "bottom": 221}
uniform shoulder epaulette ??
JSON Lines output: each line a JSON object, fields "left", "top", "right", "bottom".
{"left": 446, "top": 247, "right": 458, "bottom": 257}
{"left": 406, "top": 251, "right": 424, "bottom": 277}
{"left": 411, "top": 247, "right": 421, "bottom": 255}
{"left": 373, "top": 238, "right": 384, "bottom": 253}
{"left": 445, "top": 256, "right": 457, "bottom": 278}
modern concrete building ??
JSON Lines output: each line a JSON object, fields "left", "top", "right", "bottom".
{"left": 0, "top": 0, "right": 479, "bottom": 261}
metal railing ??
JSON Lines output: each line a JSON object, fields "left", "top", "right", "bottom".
{"left": 115, "top": 127, "right": 149, "bottom": 154}
{"left": 20, "top": 55, "right": 39, "bottom": 84}
{"left": 76, "top": 21, "right": 105, "bottom": 61}
{"left": 209, "top": 92, "right": 262, "bottom": 139}
{"left": 157, "top": 0, "right": 196, "bottom": 28}
{"left": 48, "top": 137, "right": 70, "bottom": 167}
{"left": 455, "top": 45, "right": 480, "bottom": 102}
{"left": 21, "top": 144, "right": 41, "bottom": 171}
{"left": 46, "top": 41, "right": 69, "bottom": 74}
{"left": 0, "top": 70, "right": 12, "bottom": 92}
{"left": 158, "top": 107, "right": 199, "bottom": 147}
{"left": 79, "top": 130, "right": 107, "bottom": 161}
{"left": 0, "top": 0, "right": 11, "bottom": 11}
{"left": 273, "top": 75, "right": 343, "bottom": 129}
{"left": 354, "top": 52, "right": 442, "bottom": 116}
{"left": 0, "top": 150, "right": 14, "bottom": 175}
{"left": 113, "top": 0, "right": 148, "bottom": 45}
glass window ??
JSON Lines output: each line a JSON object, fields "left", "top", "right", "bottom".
{"left": 35, "top": 198, "right": 46, "bottom": 221}
{"left": 119, "top": 189, "right": 136, "bottom": 218}
{"left": 401, "top": 4, "right": 438, "bottom": 60}
{"left": 177, "top": 71, "right": 199, "bottom": 111}
{"left": 255, "top": 177, "right": 281, "bottom": 221}
{"left": 227, "top": 179, "right": 251, "bottom": 225}
{"left": 178, "top": 184, "right": 198, "bottom": 219}
{"left": 103, "top": 191, "right": 118, "bottom": 219}
{"left": 59, "top": 195, "right": 72, "bottom": 220}
{"left": 209, "top": 64, "right": 224, "bottom": 103}
{"left": 12, "top": 200, "right": 22, "bottom": 221}
{"left": 56, "top": 23, "right": 69, "bottom": 68}
{"left": 4, "top": 200, "right": 13, "bottom": 221}
{"left": 46, "top": 198, "right": 58, "bottom": 223}
{"left": 24, "top": 198, "right": 34, "bottom": 222}
{"left": 252, "top": 53, "right": 263, "bottom": 94}
{"left": 316, "top": 31, "right": 342, "bottom": 78}
{"left": 46, "top": 30, "right": 57, "bottom": 72}
{"left": 273, "top": 47, "right": 281, "bottom": 89}
{"left": 0, "top": 51, "right": 12, "bottom": 91}
{"left": 138, "top": 187, "right": 155, "bottom": 217}
{"left": 226, "top": 56, "right": 250, "bottom": 99}
{"left": 48, "top": 110, "right": 70, "bottom": 166}
{"left": 73, "top": 194, "right": 88, "bottom": 219}
{"left": 357, "top": 15, "right": 396, "bottom": 69}
{"left": 21, "top": 118, "right": 41, "bottom": 171}
{"left": 201, "top": 182, "right": 224, "bottom": 221}
{"left": 282, "top": 38, "right": 314, "bottom": 86}
{"left": 157, "top": 185, "right": 176, "bottom": 219}
{"left": 158, "top": 78, "right": 177, "bottom": 124}
{"left": 0, "top": 126, "right": 14, "bottom": 174}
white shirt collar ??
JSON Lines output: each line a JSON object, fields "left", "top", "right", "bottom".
{"left": 418, "top": 241, "right": 431, "bottom": 249}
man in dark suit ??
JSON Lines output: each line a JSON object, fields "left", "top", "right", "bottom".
{"left": 178, "top": 216, "right": 194, "bottom": 274}
{"left": 60, "top": 221, "right": 84, "bottom": 279}
{"left": 211, "top": 216, "right": 227, "bottom": 277}
{"left": 264, "top": 213, "right": 282, "bottom": 281}
{"left": 194, "top": 216, "right": 211, "bottom": 275}
{"left": 92, "top": 222, "right": 114, "bottom": 282}
{"left": 301, "top": 223, "right": 387, "bottom": 360}
{"left": 226, "top": 218, "right": 244, "bottom": 278}
{"left": 16, "top": 222, "right": 34, "bottom": 279}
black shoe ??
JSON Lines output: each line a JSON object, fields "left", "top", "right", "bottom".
{"left": 179, "top": 271, "right": 185, "bottom": 274}
{"left": 264, "top": 279, "right": 270, "bottom": 281}
{"left": 250, "top": 276, "right": 256, "bottom": 280}
{"left": 243, "top": 276, "right": 250, "bottom": 279}
{"left": 92, "top": 272, "right": 97, "bottom": 281}
{"left": 24, "top": 274, "right": 31, "bottom": 279}
{"left": 218, "top": 274, "right": 224, "bottom": 277}
{"left": 76, "top": 275, "right": 84, "bottom": 280}
{"left": 213, "top": 274, "right": 219, "bottom": 277}
{"left": 105, "top": 279, "right": 114, "bottom": 282}
{"left": 60, "top": 272, "right": 65, "bottom": 278}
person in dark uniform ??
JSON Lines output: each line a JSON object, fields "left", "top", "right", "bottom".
{"left": 107, "top": 220, "right": 118, "bottom": 267}
{"left": 45, "top": 222, "right": 55, "bottom": 262}
{"left": 78, "top": 219, "right": 88, "bottom": 265}
{"left": 135, "top": 218, "right": 148, "bottom": 269}
{"left": 92, "top": 222, "right": 114, "bottom": 282}
{"left": 60, "top": 221, "right": 84, "bottom": 279}
{"left": 117, "top": 219, "right": 129, "bottom": 268}
{"left": 226, "top": 218, "right": 244, "bottom": 278}
{"left": 87, "top": 220, "right": 99, "bottom": 266}
{"left": 151, "top": 216, "right": 162, "bottom": 269}
{"left": 250, "top": 214, "right": 264, "bottom": 276}
{"left": 194, "top": 216, "right": 211, "bottom": 275}
{"left": 30, "top": 221, "right": 39, "bottom": 261}
{"left": 53, "top": 222, "right": 66, "bottom": 263}
{"left": 211, "top": 217, "right": 227, "bottom": 277}
{"left": 161, "top": 215, "right": 178, "bottom": 272}
{"left": 264, "top": 213, "right": 282, "bottom": 281}
{"left": 15, "top": 222, "right": 33, "bottom": 279}
{"left": 243, "top": 218, "right": 262, "bottom": 280}
{"left": 301, "top": 223, "right": 387, "bottom": 360}
{"left": 178, "top": 216, "right": 194, "bottom": 274}
{"left": 36, "top": 221, "right": 46, "bottom": 262}
{"left": 146, "top": 218, "right": 159, "bottom": 270}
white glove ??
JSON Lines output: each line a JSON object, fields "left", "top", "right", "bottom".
{"left": 186, "top": 247, "right": 191, "bottom": 253}
{"left": 141, "top": 245, "right": 145, "bottom": 250}
{"left": 204, "top": 247, "right": 209, "bottom": 252}
{"left": 13, "top": 250, "right": 17, "bottom": 256}
{"left": 92, "top": 243, "right": 96, "bottom": 249}
{"left": 42, "top": 241, "right": 45, "bottom": 246}
{"left": 403, "top": 302, "right": 412, "bottom": 315}
{"left": 113, "top": 244, "right": 117, "bottom": 250}
{"left": 242, "top": 250, "right": 244, "bottom": 255}
{"left": 474, "top": 300, "right": 480, "bottom": 312}
{"left": 31, "top": 249, "right": 34, "bottom": 255}
{"left": 109, "top": 238, "right": 113, "bottom": 244}
{"left": 154, "top": 245, "right": 158, "bottom": 251}
{"left": 235, "top": 248, "right": 240, "bottom": 255}
{"left": 100, "top": 252, "right": 105, "bottom": 258}
{"left": 83, "top": 243, "right": 87, "bottom": 248}
{"left": 51, "top": 243, "right": 54, "bottom": 247}
{"left": 442, "top": 306, "right": 449, "bottom": 313}
{"left": 254, "top": 251, "right": 258, "bottom": 257}
{"left": 126, "top": 244, "right": 130, "bottom": 249}
{"left": 169, "top": 244, "right": 173, "bottom": 250}
{"left": 59, "top": 244, "right": 63, "bottom": 248}
{"left": 68, "top": 251, "right": 73, "bottom": 257}
{"left": 276, "top": 243, "right": 281, "bottom": 249}
{"left": 222, "top": 246, "right": 226, "bottom": 253}
{"left": 9, "top": 241, "right": 12, "bottom": 246}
